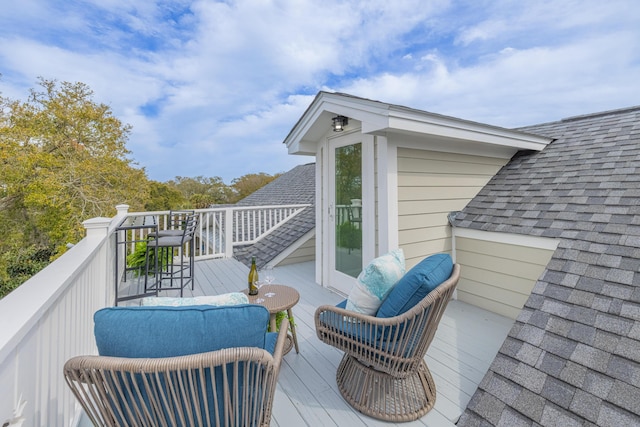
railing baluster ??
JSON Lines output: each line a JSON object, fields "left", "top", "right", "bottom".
{"left": 121, "top": 204, "right": 309, "bottom": 260}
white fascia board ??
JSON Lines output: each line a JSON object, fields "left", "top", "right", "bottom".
{"left": 270, "top": 228, "right": 316, "bottom": 267}
{"left": 285, "top": 91, "right": 552, "bottom": 155}
{"left": 285, "top": 93, "right": 390, "bottom": 154}
{"left": 454, "top": 227, "right": 560, "bottom": 251}
{"left": 284, "top": 103, "right": 325, "bottom": 152}
{"left": 287, "top": 139, "right": 317, "bottom": 155}
{"left": 387, "top": 108, "right": 552, "bottom": 151}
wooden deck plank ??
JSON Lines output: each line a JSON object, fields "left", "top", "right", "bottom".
{"left": 141, "top": 258, "right": 513, "bottom": 426}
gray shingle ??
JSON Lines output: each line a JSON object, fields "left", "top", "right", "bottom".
{"left": 483, "top": 373, "right": 522, "bottom": 406}
{"left": 606, "top": 354, "right": 640, "bottom": 384}
{"left": 540, "top": 404, "right": 583, "bottom": 427}
{"left": 536, "top": 351, "right": 566, "bottom": 377}
{"left": 517, "top": 342, "right": 543, "bottom": 366}
{"left": 540, "top": 376, "right": 575, "bottom": 409}
{"left": 629, "top": 321, "right": 640, "bottom": 340}
{"left": 597, "top": 403, "right": 640, "bottom": 426}
{"left": 468, "top": 390, "right": 506, "bottom": 425}
{"left": 457, "top": 409, "right": 495, "bottom": 427}
{"left": 613, "top": 337, "right": 640, "bottom": 363}
{"left": 540, "top": 333, "right": 577, "bottom": 359}
{"left": 496, "top": 407, "right": 534, "bottom": 427}
{"left": 582, "top": 371, "right": 614, "bottom": 399}
{"left": 568, "top": 390, "right": 601, "bottom": 423}
{"left": 512, "top": 388, "right": 546, "bottom": 422}
{"left": 232, "top": 163, "right": 315, "bottom": 268}
{"left": 570, "top": 343, "right": 611, "bottom": 373}
{"left": 512, "top": 363, "right": 547, "bottom": 394}
{"left": 620, "top": 301, "right": 640, "bottom": 321}
{"left": 607, "top": 380, "right": 640, "bottom": 415}
{"left": 455, "top": 106, "right": 640, "bottom": 425}
{"left": 567, "top": 322, "right": 596, "bottom": 345}
{"left": 594, "top": 312, "right": 634, "bottom": 335}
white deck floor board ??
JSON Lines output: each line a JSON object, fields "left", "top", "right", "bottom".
{"left": 133, "top": 258, "right": 514, "bottom": 426}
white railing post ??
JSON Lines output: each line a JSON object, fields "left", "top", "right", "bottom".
{"left": 115, "top": 204, "right": 129, "bottom": 217}
{"left": 83, "top": 217, "right": 112, "bottom": 239}
{"left": 112, "top": 204, "right": 129, "bottom": 230}
{"left": 224, "top": 208, "right": 234, "bottom": 258}
{"left": 83, "top": 217, "right": 113, "bottom": 306}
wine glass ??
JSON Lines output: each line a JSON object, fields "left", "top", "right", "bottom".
{"left": 263, "top": 266, "right": 276, "bottom": 297}
{"left": 254, "top": 279, "right": 265, "bottom": 303}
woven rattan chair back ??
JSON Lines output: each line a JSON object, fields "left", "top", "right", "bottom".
{"left": 315, "top": 264, "right": 460, "bottom": 422}
{"left": 65, "top": 320, "right": 288, "bottom": 427}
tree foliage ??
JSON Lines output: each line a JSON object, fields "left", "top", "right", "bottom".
{"left": 0, "top": 78, "right": 284, "bottom": 298}
{"left": 167, "top": 176, "right": 233, "bottom": 208}
{"left": 144, "top": 181, "right": 186, "bottom": 211}
{"left": 0, "top": 78, "right": 149, "bottom": 291}
{"left": 231, "top": 172, "right": 280, "bottom": 202}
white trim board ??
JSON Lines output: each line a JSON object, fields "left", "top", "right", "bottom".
{"left": 270, "top": 228, "right": 316, "bottom": 267}
{"left": 453, "top": 227, "right": 560, "bottom": 251}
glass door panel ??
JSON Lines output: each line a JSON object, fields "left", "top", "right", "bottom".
{"left": 334, "top": 143, "right": 362, "bottom": 278}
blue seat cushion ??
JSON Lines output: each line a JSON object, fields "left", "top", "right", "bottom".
{"left": 94, "top": 304, "right": 271, "bottom": 358}
{"left": 376, "top": 253, "right": 453, "bottom": 318}
{"left": 318, "top": 299, "right": 380, "bottom": 344}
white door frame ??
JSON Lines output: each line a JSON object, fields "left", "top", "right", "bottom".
{"left": 318, "top": 129, "right": 375, "bottom": 295}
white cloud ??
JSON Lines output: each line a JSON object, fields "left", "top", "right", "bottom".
{"left": 1, "top": 0, "right": 639, "bottom": 181}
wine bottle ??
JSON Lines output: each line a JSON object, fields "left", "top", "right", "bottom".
{"left": 248, "top": 257, "right": 259, "bottom": 295}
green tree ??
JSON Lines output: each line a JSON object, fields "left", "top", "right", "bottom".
{"left": 230, "top": 172, "right": 281, "bottom": 202}
{"left": 145, "top": 181, "right": 186, "bottom": 211}
{"left": 168, "top": 176, "right": 232, "bottom": 208}
{"left": 0, "top": 78, "right": 150, "bottom": 296}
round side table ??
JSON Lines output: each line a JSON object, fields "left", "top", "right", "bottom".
{"left": 243, "top": 284, "right": 300, "bottom": 354}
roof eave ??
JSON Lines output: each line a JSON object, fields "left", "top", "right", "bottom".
{"left": 284, "top": 92, "right": 553, "bottom": 155}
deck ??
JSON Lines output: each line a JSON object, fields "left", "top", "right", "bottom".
{"left": 120, "top": 258, "right": 514, "bottom": 426}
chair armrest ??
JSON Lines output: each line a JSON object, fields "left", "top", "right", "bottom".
{"left": 271, "top": 318, "right": 289, "bottom": 371}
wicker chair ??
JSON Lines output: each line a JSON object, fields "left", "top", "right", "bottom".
{"left": 64, "top": 305, "right": 288, "bottom": 427}
{"left": 315, "top": 264, "right": 460, "bottom": 422}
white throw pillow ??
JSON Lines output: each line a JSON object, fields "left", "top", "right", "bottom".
{"left": 141, "top": 292, "right": 249, "bottom": 307}
{"left": 345, "top": 249, "right": 406, "bottom": 315}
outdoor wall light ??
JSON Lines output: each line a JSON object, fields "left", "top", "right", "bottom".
{"left": 332, "top": 115, "right": 349, "bottom": 132}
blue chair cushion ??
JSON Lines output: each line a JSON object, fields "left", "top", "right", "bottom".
{"left": 376, "top": 253, "right": 453, "bottom": 318}
{"left": 318, "top": 299, "right": 380, "bottom": 343}
{"left": 94, "top": 304, "right": 271, "bottom": 358}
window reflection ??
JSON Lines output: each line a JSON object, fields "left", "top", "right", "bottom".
{"left": 335, "top": 143, "right": 362, "bottom": 278}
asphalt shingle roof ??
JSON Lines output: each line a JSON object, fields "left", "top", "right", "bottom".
{"left": 233, "top": 162, "right": 315, "bottom": 268}
{"left": 455, "top": 106, "right": 640, "bottom": 426}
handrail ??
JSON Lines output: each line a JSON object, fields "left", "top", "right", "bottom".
{"left": 0, "top": 203, "right": 310, "bottom": 426}
{"left": 0, "top": 216, "right": 118, "bottom": 427}
{"left": 126, "top": 204, "right": 311, "bottom": 260}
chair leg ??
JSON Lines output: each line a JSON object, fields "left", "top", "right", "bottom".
{"left": 144, "top": 241, "right": 159, "bottom": 293}
{"left": 336, "top": 355, "right": 436, "bottom": 422}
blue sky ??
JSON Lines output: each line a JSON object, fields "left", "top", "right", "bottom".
{"left": 1, "top": 0, "right": 639, "bottom": 183}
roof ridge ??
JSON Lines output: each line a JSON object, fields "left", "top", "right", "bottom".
{"left": 560, "top": 105, "right": 640, "bottom": 123}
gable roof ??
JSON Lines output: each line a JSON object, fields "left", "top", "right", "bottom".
{"left": 284, "top": 91, "right": 552, "bottom": 158}
{"left": 233, "top": 162, "right": 315, "bottom": 268}
{"left": 454, "top": 106, "right": 640, "bottom": 425}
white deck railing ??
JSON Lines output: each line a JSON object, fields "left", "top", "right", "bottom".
{"left": 122, "top": 204, "right": 310, "bottom": 260}
{"left": 0, "top": 203, "right": 309, "bottom": 427}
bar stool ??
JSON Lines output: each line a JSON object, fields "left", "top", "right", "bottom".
{"left": 145, "top": 214, "right": 197, "bottom": 296}
{"left": 148, "top": 210, "right": 196, "bottom": 239}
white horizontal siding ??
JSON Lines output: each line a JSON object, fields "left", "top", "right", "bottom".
{"left": 397, "top": 148, "right": 507, "bottom": 268}
{"left": 277, "top": 236, "right": 316, "bottom": 266}
{"left": 455, "top": 234, "right": 557, "bottom": 319}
